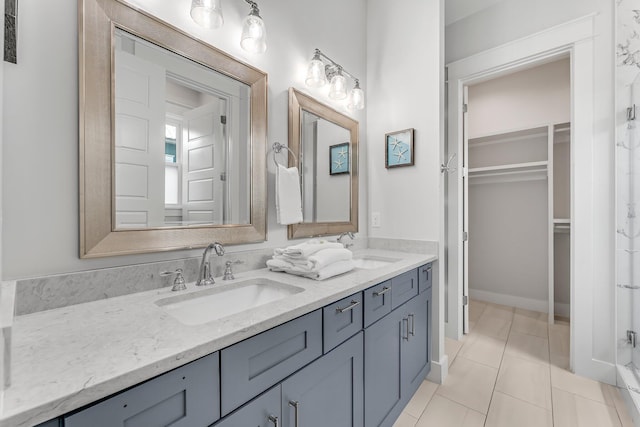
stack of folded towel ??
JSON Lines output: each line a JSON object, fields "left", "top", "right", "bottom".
{"left": 267, "top": 239, "right": 355, "bottom": 280}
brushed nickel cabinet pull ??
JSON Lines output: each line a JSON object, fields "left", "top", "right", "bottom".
{"left": 373, "top": 286, "right": 390, "bottom": 297}
{"left": 336, "top": 300, "right": 360, "bottom": 313}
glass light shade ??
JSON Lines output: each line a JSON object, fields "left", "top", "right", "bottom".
{"left": 347, "top": 86, "right": 365, "bottom": 110}
{"left": 305, "top": 59, "right": 327, "bottom": 87}
{"left": 240, "top": 14, "right": 267, "bottom": 54}
{"left": 190, "top": 0, "right": 224, "bottom": 29}
{"left": 328, "top": 74, "right": 348, "bottom": 100}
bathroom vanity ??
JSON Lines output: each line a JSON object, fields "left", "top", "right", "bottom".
{"left": 1, "top": 250, "right": 435, "bottom": 427}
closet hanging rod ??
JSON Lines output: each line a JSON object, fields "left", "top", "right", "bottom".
{"left": 272, "top": 142, "right": 298, "bottom": 168}
{"left": 468, "top": 169, "right": 547, "bottom": 181}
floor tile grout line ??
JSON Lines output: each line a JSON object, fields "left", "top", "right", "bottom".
{"left": 482, "top": 311, "right": 514, "bottom": 426}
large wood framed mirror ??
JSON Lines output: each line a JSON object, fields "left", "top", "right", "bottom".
{"left": 79, "top": 0, "right": 267, "bottom": 258}
{"left": 288, "top": 88, "right": 359, "bottom": 239}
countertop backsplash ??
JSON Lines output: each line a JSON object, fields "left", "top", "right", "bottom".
{"left": 13, "top": 238, "right": 432, "bottom": 316}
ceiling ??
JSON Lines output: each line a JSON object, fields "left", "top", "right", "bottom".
{"left": 445, "top": 0, "right": 505, "bottom": 26}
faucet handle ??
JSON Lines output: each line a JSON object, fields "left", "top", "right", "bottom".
{"left": 223, "top": 260, "right": 244, "bottom": 280}
{"left": 160, "top": 268, "right": 187, "bottom": 291}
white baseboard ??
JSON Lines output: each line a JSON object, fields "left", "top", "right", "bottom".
{"left": 427, "top": 355, "right": 448, "bottom": 384}
{"left": 469, "top": 288, "right": 570, "bottom": 317}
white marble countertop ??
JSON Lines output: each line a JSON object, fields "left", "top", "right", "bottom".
{"left": 0, "top": 249, "right": 436, "bottom": 427}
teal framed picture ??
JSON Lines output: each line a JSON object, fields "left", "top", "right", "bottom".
{"left": 385, "top": 128, "right": 415, "bottom": 168}
{"left": 330, "top": 142, "right": 349, "bottom": 175}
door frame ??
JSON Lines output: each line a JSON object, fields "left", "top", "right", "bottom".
{"left": 445, "top": 15, "right": 597, "bottom": 377}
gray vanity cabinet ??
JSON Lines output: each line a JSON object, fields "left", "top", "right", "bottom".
{"left": 220, "top": 310, "right": 322, "bottom": 416}
{"left": 322, "top": 292, "right": 363, "bottom": 353}
{"left": 363, "top": 280, "right": 392, "bottom": 327}
{"left": 282, "top": 332, "right": 364, "bottom": 427}
{"left": 391, "top": 269, "right": 419, "bottom": 309}
{"left": 63, "top": 352, "right": 220, "bottom": 427}
{"left": 364, "top": 308, "right": 404, "bottom": 427}
{"left": 418, "top": 263, "right": 433, "bottom": 294}
{"left": 212, "top": 386, "right": 281, "bottom": 427}
{"left": 364, "top": 272, "right": 432, "bottom": 427}
{"left": 401, "top": 288, "right": 432, "bottom": 398}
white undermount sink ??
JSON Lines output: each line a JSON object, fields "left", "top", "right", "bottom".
{"left": 352, "top": 255, "right": 401, "bottom": 270}
{"left": 156, "top": 279, "right": 304, "bottom": 326}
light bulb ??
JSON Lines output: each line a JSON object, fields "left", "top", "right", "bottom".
{"left": 190, "top": 0, "right": 224, "bottom": 29}
{"left": 347, "top": 81, "right": 365, "bottom": 110}
{"left": 328, "top": 72, "right": 347, "bottom": 100}
{"left": 306, "top": 56, "right": 327, "bottom": 88}
{"left": 240, "top": 6, "right": 267, "bottom": 54}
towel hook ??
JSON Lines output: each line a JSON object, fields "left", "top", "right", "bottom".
{"left": 272, "top": 142, "right": 298, "bottom": 168}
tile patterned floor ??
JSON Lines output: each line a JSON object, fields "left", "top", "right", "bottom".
{"left": 393, "top": 300, "right": 635, "bottom": 427}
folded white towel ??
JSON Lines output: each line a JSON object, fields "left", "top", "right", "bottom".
{"left": 276, "top": 164, "right": 303, "bottom": 225}
{"left": 304, "top": 259, "right": 355, "bottom": 281}
{"left": 271, "top": 248, "right": 351, "bottom": 272}
{"left": 267, "top": 259, "right": 354, "bottom": 281}
{"left": 276, "top": 239, "right": 343, "bottom": 258}
{"left": 307, "top": 248, "right": 353, "bottom": 271}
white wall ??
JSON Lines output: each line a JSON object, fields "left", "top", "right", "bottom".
{"left": 445, "top": 0, "right": 598, "bottom": 63}
{"left": 468, "top": 58, "right": 570, "bottom": 137}
{"left": 366, "top": 0, "right": 441, "bottom": 242}
{"left": 447, "top": 0, "right": 616, "bottom": 375}
{"left": 2, "top": 0, "right": 367, "bottom": 279}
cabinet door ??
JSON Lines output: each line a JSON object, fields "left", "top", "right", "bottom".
{"left": 282, "top": 332, "right": 363, "bottom": 427}
{"left": 401, "top": 289, "right": 431, "bottom": 398}
{"left": 418, "top": 263, "right": 433, "bottom": 294}
{"left": 391, "top": 269, "right": 418, "bottom": 310}
{"left": 363, "top": 280, "right": 392, "bottom": 327}
{"left": 364, "top": 309, "right": 404, "bottom": 427}
{"left": 64, "top": 353, "right": 220, "bottom": 427}
{"left": 323, "top": 292, "right": 363, "bottom": 353}
{"left": 221, "top": 310, "right": 322, "bottom": 415}
{"left": 214, "top": 386, "right": 281, "bottom": 427}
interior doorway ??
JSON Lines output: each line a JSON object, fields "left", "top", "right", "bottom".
{"left": 443, "top": 15, "right": 598, "bottom": 376}
{"left": 462, "top": 58, "right": 571, "bottom": 332}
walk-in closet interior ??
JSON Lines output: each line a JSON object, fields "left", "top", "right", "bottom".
{"left": 466, "top": 58, "right": 571, "bottom": 325}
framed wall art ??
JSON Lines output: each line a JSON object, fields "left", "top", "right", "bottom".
{"left": 329, "top": 142, "right": 350, "bottom": 175}
{"left": 385, "top": 128, "right": 414, "bottom": 168}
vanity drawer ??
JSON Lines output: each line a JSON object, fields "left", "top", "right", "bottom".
{"left": 363, "top": 280, "right": 392, "bottom": 327}
{"left": 323, "top": 292, "right": 363, "bottom": 353}
{"left": 220, "top": 310, "right": 322, "bottom": 416}
{"left": 418, "top": 263, "right": 433, "bottom": 294}
{"left": 64, "top": 353, "right": 220, "bottom": 427}
{"left": 391, "top": 269, "right": 419, "bottom": 310}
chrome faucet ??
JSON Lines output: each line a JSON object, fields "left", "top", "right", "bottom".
{"left": 337, "top": 232, "right": 355, "bottom": 249}
{"left": 196, "top": 242, "right": 225, "bottom": 286}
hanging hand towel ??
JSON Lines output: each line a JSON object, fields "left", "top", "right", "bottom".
{"left": 276, "top": 164, "right": 303, "bottom": 225}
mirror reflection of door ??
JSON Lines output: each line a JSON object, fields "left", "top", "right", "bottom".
{"left": 114, "top": 50, "right": 166, "bottom": 228}
{"left": 182, "top": 99, "right": 225, "bottom": 225}
{"left": 113, "top": 28, "right": 251, "bottom": 230}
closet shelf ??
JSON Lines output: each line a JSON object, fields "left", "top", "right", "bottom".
{"left": 553, "top": 218, "right": 571, "bottom": 224}
{"left": 469, "top": 160, "right": 548, "bottom": 174}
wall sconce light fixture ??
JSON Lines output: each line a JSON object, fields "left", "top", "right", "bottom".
{"left": 190, "top": 0, "right": 267, "bottom": 54}
{"left": 190, "top": 0, "right": 224, "bottom": 29}
{"left": 240, "top": 0, "right": 267, "bottom": 54}
{"left": 305, "top": 49, "right": 364, "bottom": 110}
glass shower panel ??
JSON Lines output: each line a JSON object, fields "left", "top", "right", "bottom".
{"left": 617, "top": 0, "right": 640, "bottom": 405}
